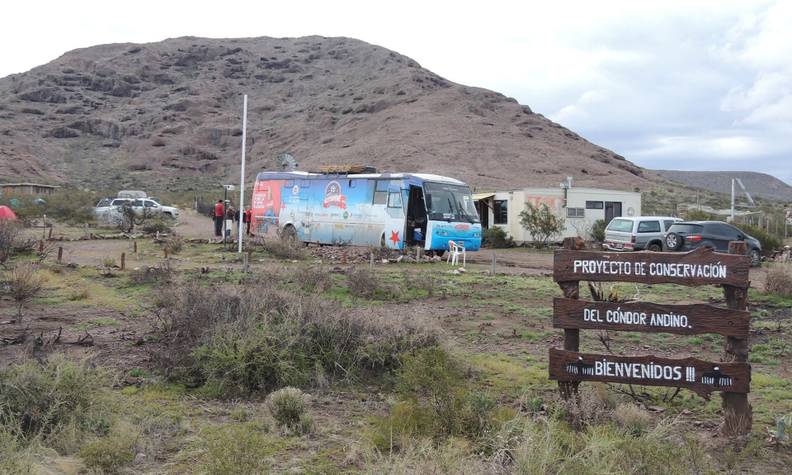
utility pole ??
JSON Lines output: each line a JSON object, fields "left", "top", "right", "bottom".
{"left": 238, "top": 94, "right": 248, "bottom": 253}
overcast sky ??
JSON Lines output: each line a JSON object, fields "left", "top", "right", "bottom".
{"left": 1, "top": 0, "right": 790, "bottom": 184}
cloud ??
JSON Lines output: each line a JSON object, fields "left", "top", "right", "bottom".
{"left": 0, "top": 0, "right": 789, "bottom": 184}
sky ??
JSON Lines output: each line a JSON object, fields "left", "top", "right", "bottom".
{"left": 1, "top": 0, "right": 790, "bottom": 184}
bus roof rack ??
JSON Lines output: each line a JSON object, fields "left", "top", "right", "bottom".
{"left": 315, "top": 165, "right": 378, "bottom": 174}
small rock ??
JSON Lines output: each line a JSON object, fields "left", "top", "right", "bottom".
{"left": 134, "top": 453, "right": 146, "bottom": 464}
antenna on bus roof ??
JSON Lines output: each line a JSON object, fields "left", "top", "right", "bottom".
{"left": 277, "top": 153, "right": 298, "bottom": 171}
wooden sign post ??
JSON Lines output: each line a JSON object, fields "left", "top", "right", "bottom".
{"left": 550, "top": 238, "right": 752, "bottom": 435}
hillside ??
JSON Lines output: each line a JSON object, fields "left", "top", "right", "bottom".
{"left": 0, "top": 36, "right": 656, "bottom": 192}
{"left": 654, "top": 170, "right": 792, "bottom": 202}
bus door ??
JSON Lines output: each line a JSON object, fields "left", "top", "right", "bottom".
{"left": 383, "top": 182, "right": 406, "bottom": 250}
{"left": 406, "top": 185, "right": 428, "bottom": 247}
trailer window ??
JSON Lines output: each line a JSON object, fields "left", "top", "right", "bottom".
{"left": 494, "top": 200, "right": 508, "bottom": 224}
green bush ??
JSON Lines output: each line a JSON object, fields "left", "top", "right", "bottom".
{"left": 153, "top": 284, "right": 437, "bottom": 397}
{"left": 683, "top": 209, "right": 715, "bottom": 221}
{"left": 79, "top": 431, "right": 136, "bottom": 473}
{"left": 199, "top": 422, "right": 274, "bottom": 475}
{"left": 482, "top": 227, "right": 513, "bottom": 248}
{"left": 0, "top": 355, "right": 111, "bottom": 444}
{"left": 266, "top": 387, "right": 307, "bottom": 430}
{"left": 734, "top": 223, "right": 782, "bottom": 254}
{"left": 369, "top": 347, "right": 498, "bottom": 450}
{"left": 1, "top": 188, "right": 99, "bottom": 225}
{"left": 519, "top": 202, "right": 564, "bottom": 246}
{"left": 590, "top": 219, "right": 607, "bottom": 243}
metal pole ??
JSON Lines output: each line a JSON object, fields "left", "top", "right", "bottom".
{"left": 223, "top": 186, "right": 228, "bottom": 248}
{"left": 238, "top": 94, "right": 248, "bottom": 253}
{"left": 730, "top": 178, "right": 735, "bottom": 222}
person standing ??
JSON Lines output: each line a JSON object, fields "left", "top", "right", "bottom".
{"left": 213, "top": 199, "right": 225, "bottom": 238}
{"left": 243, "top": 205, "right": 253, "bottom": 235}
{"left": 225, "top": 203, "right": 236, "bottom": 239}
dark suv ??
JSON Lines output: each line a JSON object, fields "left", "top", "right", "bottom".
{"left": 664, "top": 221, "right": 761, "bottom": 266}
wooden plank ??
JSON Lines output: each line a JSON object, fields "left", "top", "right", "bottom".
{"left": 553, "top": 247, "right": 750, "bottom": 287}
{"left": 548, "top": 348, "right": 750, "bottom": 399}
{"left": 553, "top": 298, "right": 750, "bottom": 337}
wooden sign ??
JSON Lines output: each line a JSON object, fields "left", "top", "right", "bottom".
{"left": 549, "top": 348, "right": 750, "bottom": 399}
{"left": 553, "top": 298, "right": 750, "bottom": 337}
{"left": 553, "top": 247, "right": 750, "bottom": 287}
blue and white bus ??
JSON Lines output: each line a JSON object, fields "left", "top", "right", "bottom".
{"left": 251, "top": 171, "right": 481, "bottom": 252}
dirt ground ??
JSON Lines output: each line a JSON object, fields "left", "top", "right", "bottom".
{"left": 2, "top": 225, "right": 790, "bottom": 473}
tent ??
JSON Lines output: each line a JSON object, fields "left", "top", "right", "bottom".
{"left": 0, "top": 205, "right": 17, "bottom": 220}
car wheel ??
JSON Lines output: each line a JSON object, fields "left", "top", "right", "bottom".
{"left": 750, "top": 248, "right": 761, "bottom": 267}
{"left": 647, "top": 242, "right": 662, "bottom": 252}
{"left": 665, "top": 232, "right": 683, "bottom": 251}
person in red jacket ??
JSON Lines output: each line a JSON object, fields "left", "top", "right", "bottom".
{"left": 213, "top": 199, "right": 224, "bottom": 238}
{"left": 243, "top": 205, "right": 253, "bottom": 235}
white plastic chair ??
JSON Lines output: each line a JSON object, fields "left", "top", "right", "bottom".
{"left": 446, "top": 240, "right": 466, "bottom": 267}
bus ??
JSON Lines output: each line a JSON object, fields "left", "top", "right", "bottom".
{"left": 251, "top": 171, "right": 481, "bottom": 252}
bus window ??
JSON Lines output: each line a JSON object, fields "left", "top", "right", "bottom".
{"left": 373, "top": 180, "right": 388, "bottom": 205}
{"left": 387, "top": 192, "right": 402, "bottom": 209}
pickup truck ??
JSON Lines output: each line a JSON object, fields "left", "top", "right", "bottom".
{"left": 95, "top": 198, "right": 179, "bottom": 223}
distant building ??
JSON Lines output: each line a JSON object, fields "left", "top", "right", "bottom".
{"left": 474, "top": 186, "right": 642, "bottom": 242}
{"left": 0, "top": 183, "right": 60, "bottom": 196}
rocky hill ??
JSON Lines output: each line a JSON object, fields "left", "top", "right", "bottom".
{"left": 0, "top": 36, "right": 655, "bottom": 192}
{"left": 654, "top": 170, "right": 792, "bottom": 203}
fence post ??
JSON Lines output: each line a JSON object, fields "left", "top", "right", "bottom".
{"left": 490, "top": 252, "right": 497, "bottom": 276}
{"left": 243, "top": 252, "right": 249, "bottom": 273}
{"left": 120, "top": 252, "right": 126, "bottom": 271}
{"left": 57, "top": 246, "right": 63, "bottom": 263}
{"left": 558, "top": 237, "right": 584, "bottom": 399}
{"left": 133, "top": 240, "right": 137, "bottom": 253}
{"left": 722, "top": 240, "right": 752, "bottom": 435}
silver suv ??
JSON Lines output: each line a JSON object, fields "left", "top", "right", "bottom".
{"left": 604, "top": 216, "right": 681, "bottom": 252}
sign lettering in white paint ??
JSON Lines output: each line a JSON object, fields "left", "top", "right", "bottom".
{"left": 571, "top": 259, "right": 727, "bottom": 279}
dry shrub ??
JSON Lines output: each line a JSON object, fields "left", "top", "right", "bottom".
{"left": 0, "top": 355, "right": 111, "bottom": 446}
{"left": 765, "top": 263, "right": 792, "bottom": 297}
{"left": 5, "top": 263, "right": 43, "bottom": 323}
{"left": 0, "top": 220, "right": 21, "bottom": 264}
{"left": 162, "top": 234, "right": 184, "bottom": 255}
{"left": 142, "top": 218, "right": 172, "bottom": 235}
{"left": 613, "top": 403, "right": 653, "bottom": 436}
{"left": 347, "top": 267, "right": 401, "bottom": 300}
{"left": 151, "top": 283, "right": 437, "bottom": 397}
{"left": 130, "top": 262, "right": 173, "bottom": 284}
{"left": 252, "top": 236, "right": 307, "bottom": 260}
{"left": 558, "top": 385, "right": 616, "bottom": 431}
{"left": 294, "top": 265, "right": 331, "bottom": 292}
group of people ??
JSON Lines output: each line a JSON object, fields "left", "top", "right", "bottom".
{"left": 213, "top": 199, "right": 253, "bottom": 240}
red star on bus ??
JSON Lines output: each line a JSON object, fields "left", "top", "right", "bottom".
{"left": 389, "top": 230, "right": 400, "bottom": 245}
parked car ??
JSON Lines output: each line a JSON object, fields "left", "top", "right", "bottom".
{"left": 603, "top": 216, "right": 681, "bottom": 251}
{"left": 94, "top": 197, "right": 179, "bottom": 223}
{"left": 128, "top": 198, "right": 180, "bottom": 219}
{"left": 664, "top": 221, "right": 762, "bottom": 266}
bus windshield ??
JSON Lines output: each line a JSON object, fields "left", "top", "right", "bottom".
{"left": 423, "top": 183, "right": 479, "bottom": 223}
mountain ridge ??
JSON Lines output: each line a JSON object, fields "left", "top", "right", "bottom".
{"left": 0, "top": 35, "right": 657, "bottom": 192}
{"left": 654, "top": 170, "right": 792, "bottom": 202}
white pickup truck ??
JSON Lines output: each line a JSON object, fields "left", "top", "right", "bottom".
{"left": 94, "top": 197, "right": 179, "bottom": 223}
